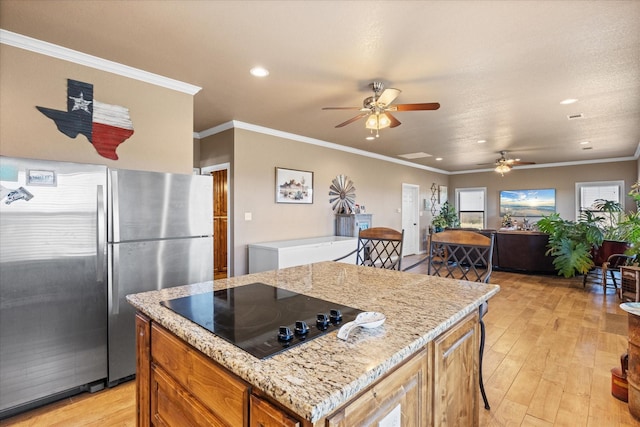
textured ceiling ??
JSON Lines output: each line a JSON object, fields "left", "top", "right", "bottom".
{"left": 1, "top": 0, "right": 639, "bottom": 172}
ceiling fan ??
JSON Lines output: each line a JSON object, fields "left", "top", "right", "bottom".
{"left": 488, "top": 151, "right": 536, "bottom": 175}
{"left": 322, "top": 82, "right": 440, "bottom": 137}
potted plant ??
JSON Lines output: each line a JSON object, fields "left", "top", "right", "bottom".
{"left": 538, "top": 183, "right": 640, "bottom": 278}
{"left": 537, "top": 212, "right": 604, "bottom": 278}
{"left": 617, "top": 181, "right": 640, "bottom": 257}
{"left": 590, "top": 198, "right": 630, "bottom": 265}
{"left": 431, "top": 201, "right": 460, "bottom": 232}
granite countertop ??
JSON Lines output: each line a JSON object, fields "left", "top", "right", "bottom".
{"left": 126, "top": 261, "right": 500, "bottom": 423}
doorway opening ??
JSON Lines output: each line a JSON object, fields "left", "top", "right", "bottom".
{"left": 202, "top": 164, "right": 230, "bottom": 280}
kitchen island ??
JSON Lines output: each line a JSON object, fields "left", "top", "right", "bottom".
{"left": 127, "top": 261, "right": 500, "bottom": 426}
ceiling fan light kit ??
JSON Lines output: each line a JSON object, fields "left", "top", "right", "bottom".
{"left": 495, "top": 164, "right": 511, "bottom": 176}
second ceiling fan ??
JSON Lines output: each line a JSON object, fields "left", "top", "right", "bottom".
{"left": 491, "top": 151, "right": 536, "bottom": 175}
{"left": 322, "top": 82, "right": 440, "bottom": 137}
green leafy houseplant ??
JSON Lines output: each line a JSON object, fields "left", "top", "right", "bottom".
{"left": 432, "top": 201, "right": 460, "bottom": 232}
{"left": 537, "top": 212, "right": 604, "bottom": 278}
{"left": 538, "top": 184, "right": 640, "bottom": 277}
{"left": 618, "top": 181, "right": 640, "bottom": 257}
{"left": 591, "top": 198, "right": 624, "bottom": 240}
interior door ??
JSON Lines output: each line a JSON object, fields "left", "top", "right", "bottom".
{"left": 213, "top": 169, "right": 228, "bottom": 279}
{"left": 402, "top": 184, "right": 420, "bottom": 255}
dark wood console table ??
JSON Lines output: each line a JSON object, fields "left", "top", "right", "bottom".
{"left": 493, "top": 231, "right": 556, "bottom": 274}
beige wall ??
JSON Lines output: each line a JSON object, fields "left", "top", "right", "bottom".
{"left": 201, "top": 128, "right": 447, "bottom": 275}
{"left": 0, "top": 45, "right": 194, "bottom": 173}
{"left": 450, "top": 161, "right": 637, "bottom": 229}
{"left": 201, "top": 127, "right": 638, "bottom": 276}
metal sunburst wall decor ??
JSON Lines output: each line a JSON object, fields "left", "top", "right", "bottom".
{"left": 329, "top": 175, "right": 356, "bottom": 214}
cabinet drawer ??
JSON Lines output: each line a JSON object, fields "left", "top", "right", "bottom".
{"left": 326, "top": 348, "right": 429, "bottom": 426}
{"left": 151, "top": 324, "right": 249, "bottom": 427}
{"left": 151, "top": 366, "right": 226, "bottom": 427}
{"left": 250, "top": 394, "right": 300, "bottom": 427}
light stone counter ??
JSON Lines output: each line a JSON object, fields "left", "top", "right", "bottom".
{"left": 126, "top": 261, "right": 500, "bottom": 423}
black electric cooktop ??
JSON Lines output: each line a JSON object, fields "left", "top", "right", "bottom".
{"left": 160, "top": 282, "right": 362, "bottom": 359}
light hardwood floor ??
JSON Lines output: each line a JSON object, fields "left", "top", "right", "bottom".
{"left": 1, "top": 266, "right": 638, "bottom": 426}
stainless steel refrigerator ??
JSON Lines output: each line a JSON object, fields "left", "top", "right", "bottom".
{"left": 0, "top": 156, "right": 213, "bottom": 418}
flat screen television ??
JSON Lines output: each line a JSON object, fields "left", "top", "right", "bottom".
{"left": 499, "top": 188, "right": 556, "bottom": 217}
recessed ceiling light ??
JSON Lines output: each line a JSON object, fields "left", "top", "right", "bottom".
{"left": 435, "top": 157, "right": 443, "bottom": 161}
{"left": 580, "top": 141, "right": 590, "bottom": 145}
{"left": 560, "top": 98, "right": 578, "bottom": 105}
{"left": 250, "top": 66, "right": 269, "bottom": 77}
{"left": 365, "top": 136, "right": 375, "bottom": 141}
{"left": 477, "top": 140, "right": 486, "bottom": 144}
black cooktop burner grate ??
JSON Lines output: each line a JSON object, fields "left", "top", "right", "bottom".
{"left": 160, "top": 282, "right": 362, "bottom": 359}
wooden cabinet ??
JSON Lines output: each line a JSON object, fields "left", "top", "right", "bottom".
{"left": 335, "top": 214, "right": 372, "bottom": 237}
{"left": 250, "top": 395, "right": 300, "bottom": 427}
{"left": 136, "top": 313, "right": 151, "bottom": 427}
{"left": 433, "top": 313, "right": 479, "bottom": 426}
{"left": 136, "top": 312, "right": 480, "bottom": 427}
{"left": 493, "top": 231, "right": 555, "bottom": 273}
{"left": 143, "top": 319, "right": 250, "bottom": 426}
{"left": 151, "top": 366, "right": 227, "bottom": 426}
{"left": 621, "top": 266, "right": 640, "bottom": 302}
{"left": 326, "top": 348, "right": 429, "bottom": 426}
{"left": 137, "top": 315, "right": 303, "bottom": 427}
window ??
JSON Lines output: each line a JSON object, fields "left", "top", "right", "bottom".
{"left": 455, "top": 188, "right": 487, "bottom": 229}
{"left": 576, "top": 180, "right": 624, "bottom": 222}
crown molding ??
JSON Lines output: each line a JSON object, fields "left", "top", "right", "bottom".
{"left": 196, "top": 121, "right": 638, "bottom": 175}
{"left": 0, "top": 29, "right": 201, "bottom": 95}
{"left": 450, "top": 156, "right": 638, "bottom": 175}
{"left": 195, "top": 120, "right": 450, "bottom": 174}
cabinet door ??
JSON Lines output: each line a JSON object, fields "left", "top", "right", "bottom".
{"left": 151, "top": 366, "right": 226, "bottom": 427}
{"left": 151, "top": 324, "right": 249, "bottom": 426}
{"left": 250, "top": 394, "right": 300, "bottom": 427}
{"left": 327, "top": 348, "right": 429, "bottom": 426}
{"left": 433, "top": 313, "right": 478, "bottom": 426}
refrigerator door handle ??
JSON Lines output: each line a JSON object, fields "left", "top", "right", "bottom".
{"left": 96, "top": 185, "right": 106, "bottom": 283}
{"left": 111, "top": 170, "right": 121, "bottom": 243}
{"left": 110, "top": 245, "right": 120, "bottom": 315}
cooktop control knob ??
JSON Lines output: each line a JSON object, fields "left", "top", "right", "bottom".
{"left": 278, "top": 326, "right": 294, "bottom": 342}
{"left": 294, "top": 320, "right": 309, "bottom": 336}
{"left": 316, "top": 313, "right": 330, "bottom": 330}
{"left": 330, "top": 309, "right": 343, "bottom": 324}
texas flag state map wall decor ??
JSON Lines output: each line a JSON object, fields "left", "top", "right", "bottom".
{"left": 36, "top": 79, "right": 134, "bottom": 160}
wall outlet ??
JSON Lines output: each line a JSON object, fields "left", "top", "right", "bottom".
{"left": 244, "top": 212, "right": 252, "bottom": 221}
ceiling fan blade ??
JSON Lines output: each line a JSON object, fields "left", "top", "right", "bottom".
{"left": 322, "top": 107, "right": 361, "bottom": 110}
{"left": 386, "top": 112, "right": 402, "bottom": 128}
{"left": 335, "top": 113, "right": 369, "bottom": 128}
{"left": 391, "top": 103, "right": 441, "bottom": 111}
{"left": 376, "top": 88, "right": 401, "bottom": 107}
{"left": 511, "top": 161, "right": 536, "bottom": 165}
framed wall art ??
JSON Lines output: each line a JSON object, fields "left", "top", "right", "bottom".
{"left": 439, "top": 185, "right": 448, "bottom": 204}
{"left": 499, "top": 188, "right": 556, "bottom": 217}
{"left": 275, "top": 167, "right": 313, "bottom": 204}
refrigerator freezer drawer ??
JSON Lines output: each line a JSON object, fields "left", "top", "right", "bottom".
{"left": 107, "top": 236, "right": 213, "bottom": 383}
